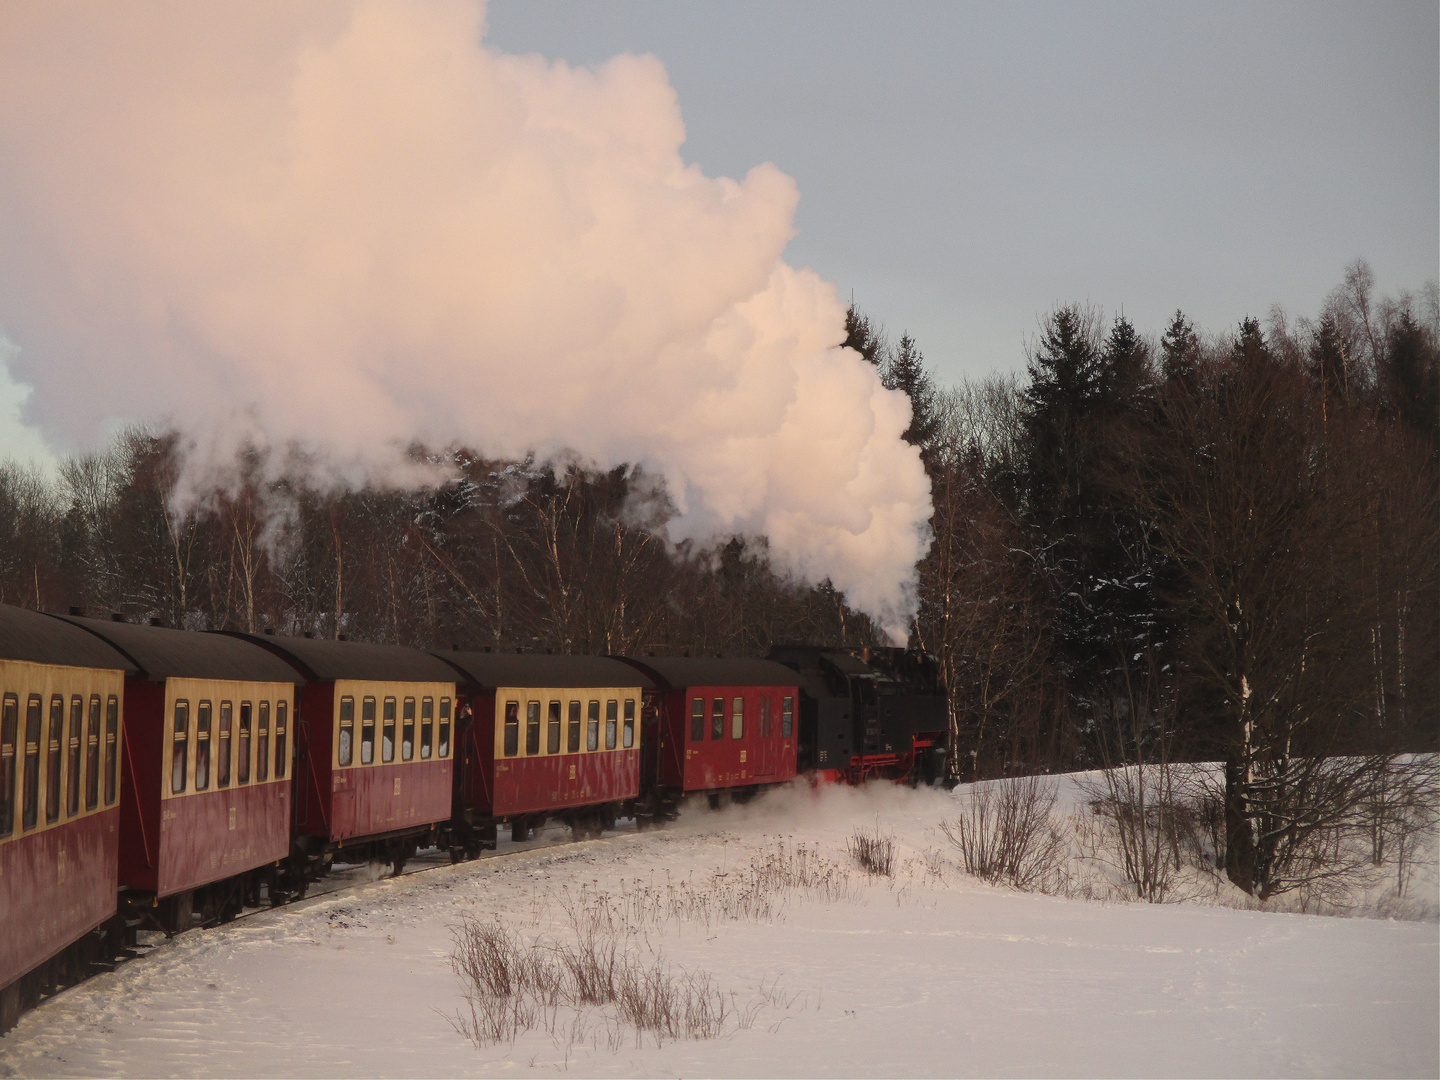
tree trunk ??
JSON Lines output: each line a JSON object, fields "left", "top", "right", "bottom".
{"left": 1223, "top": 755, "right": 1257, "bottom": 894}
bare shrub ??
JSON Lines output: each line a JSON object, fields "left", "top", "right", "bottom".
{"left": 555, "top": 931, "right": 618, "bottom": 1006}
{"left": 614, "top": 960, "right": 729, "bottom": 1040}
{"left": 1081, "top": 765, "right": 1186, "bottom": 902}
{"left": 941, "top": 775, "right": 1066, "bottom": 891}
{"left": 1364, "top": 757, "right": 1440, "bottom": 897}
{"left": 846, "top": 825, "right": 895, "bottom": 877}
{"left": 449, "top": 917, "right": 770, "bottom": 1049}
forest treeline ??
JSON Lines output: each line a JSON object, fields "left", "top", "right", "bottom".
{"left": 1, "top": 259, "right": 1436, "bottom": 896}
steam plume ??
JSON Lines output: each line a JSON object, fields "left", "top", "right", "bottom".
{"left": 0, "top": 0, "right": 931, "bottom": 636}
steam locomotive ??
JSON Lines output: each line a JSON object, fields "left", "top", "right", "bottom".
{"left": 0, "top": 602, "right": 947, "bottom": 1033}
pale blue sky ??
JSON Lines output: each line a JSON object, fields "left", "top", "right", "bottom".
{"left": 486, "top": 0, "right": 1438, "bottom": 379}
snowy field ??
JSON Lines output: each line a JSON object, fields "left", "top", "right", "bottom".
{"left": 1, "top": 779, "right": 1435, "bottom": 1079}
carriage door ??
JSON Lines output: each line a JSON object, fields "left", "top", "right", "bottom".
{"left": 753, "top": 694, "right": 776, "bottom": 778}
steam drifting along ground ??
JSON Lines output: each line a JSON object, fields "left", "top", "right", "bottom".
{"left": 2, "top": 781, "right": 1435, "bottom": 1079}
{"left": 0, "top": 0, "right": 930, "bottom": 636}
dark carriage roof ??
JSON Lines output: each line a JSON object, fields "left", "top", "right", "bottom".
{"left": 52, "top": 615, "right": 297, "bottom": 683}
{"left": 438, "top": 651, "right": 652, "bottom": 691}
{"left": 0, "top": 605, "right": 134, "bottom": 672}
{"left": 223, "top": 633, "right": 459, "bottom": 684}
{"left": 616, "top": 656, "right": 798, "bottom": 691}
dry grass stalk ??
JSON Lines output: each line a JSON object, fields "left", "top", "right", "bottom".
{"left": 846, "top": 825, "right": 895, "bottom": 877}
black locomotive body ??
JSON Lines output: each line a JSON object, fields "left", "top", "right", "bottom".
{"left": 767, "top": 646, "right": 949, "bottom": 785}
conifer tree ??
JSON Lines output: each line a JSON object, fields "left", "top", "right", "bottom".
{"left": 1385, "top": 310, "right": 1439, "bottom": 452}
{"left": 1160, "top": 310, "right": 1199, "bottom": 385}
{"left": 1308, "top": 313, "right": 1348, "bottom": 418}
{"left": 843, "top": 304, "right": 887, "bottom": 367}
{"left": 883, "top": 333, "right": 940, "bottom": 450}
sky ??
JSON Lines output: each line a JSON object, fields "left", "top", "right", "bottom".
{"left": 484, "top": 0, "right": 1438, "bottom": 372}
{"left": 0, "top": 0, "right": 1435, "bottom": 470}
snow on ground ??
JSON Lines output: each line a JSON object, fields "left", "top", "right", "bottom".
{"left": 1, "top": 780, "right": 1435, "bottom": 1079}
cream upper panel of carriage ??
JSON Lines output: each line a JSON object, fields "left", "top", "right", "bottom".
{"left": 162, "top": 677, "right": 296, "bottom": 802}
{"left": 330, "top": 679, "right": 457, "bottom": 770}
{"left": 492, "top": 685, "right": 644, "bottom": 759}
{"left": 0, "top": 658, "right": 126, "bottom": 846}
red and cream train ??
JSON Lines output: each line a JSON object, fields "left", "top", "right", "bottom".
{"left": 0, "top": 602, "right": 946, "bottom": 1033}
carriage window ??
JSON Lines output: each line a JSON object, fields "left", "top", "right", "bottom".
{"left": 257, "top": 701, "right": 271, "bottom": 782}
{"left": 502, "top": 701, "right": 519, "bottom": 757}
{"left": 67, "top": 696, "right": 82, "bottom": 816}
{"left": 711, "top": 697, "right": 724, "bottom": 741}
{"left": 195, "top": 701, "right": 211, "bottom": 791}
{"left": 420, "top": 697, "right": 433, "bottom": 760}
{"left": 171, "top": 700, "right": 190, "bottom": 795}
{"left": 274, "top": 700, "right": 288, "bottom": 779}
{"left": 382, "top": 697, "right": 396, "bottom": 763}
{"left": 567, "top": 701, "right": 581, "bottom": 753}
{"left": 547, "top": 701, "right": 562, "bottom": 754}
{"left": 583, "top": 701, "right": 598, "bottom": 752}
{"left": 85, "top": 695, "right": 101, "bottom": 810}
{"left": 690, "top": 698, "right": 704, "bottom": 743}
{"left": 338, "top": 696, "right": 355, "bottom": 766}
{"left": 46, "top": 695, "right": 63, "bottom": 823}
{"left": 438, "top": 698, "right": 451, "bottom": 758}
{"left": 361, "top": 697, "right": 376, "bottom": 764}
{"left": 22, "top": 695, "right": 41, "bottom": 829}
{"left": 105, "top": 696, "right": 119, "bottom": 806}
{"left": 760, "top": 697, "right": 771, "bottom": 738}
{"left": 731, "top": 697, "right": 744, "bottom": 740}
{"left": 782, "top": 696, "right": 794, "bottom": 739}
{"left": 0, "top": 694, "right": 16, "bottom": 837}
{"left": 237, "top": 702, "right": 252, "bottom": 784}
{"left": 623, "top": 699, "right": 635, "bottom": 749}
{"left": 605, "top": 700, "right": 618, "bottom": 750}
{"left": 525, "top": 702, "right": 541, "bottom": 756}
{"left": 401, "top": 697, "right": 416, "bottom": 761}
{"left": 218, "top": 701, "right": 233, "bottom": 786}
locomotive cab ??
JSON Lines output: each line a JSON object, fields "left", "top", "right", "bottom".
{"left": 768, "top": 646, "right": 949, "bottom": 784}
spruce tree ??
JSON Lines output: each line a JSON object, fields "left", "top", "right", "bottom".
{"left": 1307, "top": 313, "right": 1348, "bottom": 417}
{"left": 884, "top": 333, "right": 940, "bottom": 449}
{"left": 1160, "top": 310, "right": 1199, "bottom": 385}
{"left": 1385, "top": 310, "right": 1439, "bottom": 452}
{"left": 843, "top": 304, "right": 887, "bottom": 367}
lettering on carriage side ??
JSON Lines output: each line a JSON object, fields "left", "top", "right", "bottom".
{"left": 57, "top": 847, "right": 66, "bottom": 884}
{"left": 228, "top": 806, "right": 237, "bottom": 830}
{"left": 569, "top": 763, "right": 576, "bottom": 779}
{"left": 393, "top": 777, "right": 401, "bottom": 796}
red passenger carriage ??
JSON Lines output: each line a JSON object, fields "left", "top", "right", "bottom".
{"left": 439, "top": 651, "right": 650, "bottom": 848}
{"left": 231, "top": 634, "right": 458, "bottom": 880}
{"left": 0, "top": 605, "right": 129, "bottom": 1032}
{"left": 619, "top": 657, "right": 800, "bottom": 815}
{"left": 59, "top": 615, "right": 301, "bottom": 927}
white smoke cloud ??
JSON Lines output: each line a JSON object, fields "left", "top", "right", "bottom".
{"left": 0, "top": 0, "right": 931, "bottom": 637}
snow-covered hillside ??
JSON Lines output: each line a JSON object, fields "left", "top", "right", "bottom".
{"left": 2, "top": 780, "right": 1435, "bottom": 1078}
